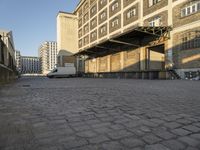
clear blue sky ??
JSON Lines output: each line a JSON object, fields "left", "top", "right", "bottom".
{"left": 0, "top": 0, "right": 80, "bottom": 56}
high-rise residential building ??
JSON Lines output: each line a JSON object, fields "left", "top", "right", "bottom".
{"left": 39, "top": 41, "right": 57, "bottom": 74}
{"left": 20, "top": 56, "right": 40, "bottom": 74}
{"left": 15, "top": 50, "right": 21, "bottom": 72}
{"left": 56, "top": 12, "right": 78, "bottom": 67}
{"left": 60, "top": 0, "right": 200, "bottom": 79}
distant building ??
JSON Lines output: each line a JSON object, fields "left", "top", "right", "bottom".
{"left": 39, "top": 41, "right": 57, "bottom": 74}
{"left": 21, "top": 56, "right": 40, "bottom": 74}
{"left": 15, "top": 50, "right": 21, "bottom": 72}
{"left": 56, "top": 12, "right": 78, "bottom": 67}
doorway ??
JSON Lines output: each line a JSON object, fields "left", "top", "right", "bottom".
{"left": 146, "top": 44, "right": 165, "bottom": 70}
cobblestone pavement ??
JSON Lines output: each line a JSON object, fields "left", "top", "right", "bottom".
{"left": 0, "top": 77, "right": 200, "bottom": 150}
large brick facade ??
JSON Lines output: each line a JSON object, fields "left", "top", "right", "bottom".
{"left": 73, "top": 0, "right": 200, "bottom": 79}
{"left": 173, "top": 27, "right": 200, "bottom": 69}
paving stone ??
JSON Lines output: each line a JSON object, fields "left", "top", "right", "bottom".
{"left": 163, "top": 115, "right": 182, "bottom": 122}
{"left": 124, "top": 114, "right": 140, "bottom": 120}
{"left": 72, "top": 125, "right": 91, "bottom": 132}
{"left": 76, "top": 130, "right": 97, "bottom": 138}
{"left": 101, "top": 141, "right": 124, "bottom": 150}
{"left": 188, "top": 117, "right": 199, "bottom": 123}
{"left": 99, "top": 116, "right": 115, "bottom": 122}
{"left": 178, "top": 136, "right": 200, "bottom": 147}
{"left": 63, "top": 139, "right": 88, "bottom": 149}
{"left": 129, "top": 128, "right": 145, "bottom": 137}
{"left": 145, "top": 144, "right": 170, "bottom": 150}
{"left": 88, "top": 135, "right": 110, "bottom": 144}
{"left": 149, "top": 118, "right": 165, "bottom": 125}
{"left": 38, "top": 146, "right": 59, "bottom": 150}
{"left": 109, "top": 124, "right": 125, "bottom": 130}
{"left": 171, "top": 128, "right": 191, "bottom": 136}
{"left": 182, "top": 125, "right": 200, "bottom": 133}
{"left": 190, "top": 133, "right": 200, "bottom": 140}
{"left": 85, "top": 119, "right": 101, "bottom": 125}
{"left": 164, "top": 122, "right": 182, "bottom": 129}
{"left": 124, "top": 121, "right": 141, "bottom": 128}
{"left": 56, "top": 135, "right": 77, "bottom": 143}
{"left": 35, "top": 131, "right": 55, "bottom": 139}
{"left": 140, "top": 119, "right": 158, "bottom": 127}
{"left": 91, "top": 122, "right": 111, "bottom": 128}
{"left": 107, "top": 130, "right": 133, "bottom": 140}
{"left": 95, "top": 113, "right": 109, "bottom": 118}
{"left": 162, "top": 139, "right": 186, "bottom": 150}
{"left": 131, "top": 148, "right": 143, "bottom": 150}
{"left": 139, "top": 126, "right": 151, "bottom": 132}
{"left": 185, "top": 147, "right": 199, "bottom": 150}
{"left": 93, "top": 126, "right": 112, "bottom": 134}
{"left": 67, "top": 117, "right": 82, "bottom": 123}
{"left": 154, "top": 130, "right": 176, "bottom": 140}
{"left": 193, "top": 122, "right": 200, "bottom": 127}
{"left": 142, "top": 134, "right": 162, "bottom": 144}
{"left": 54, "top": 128, "right": 75, "bottom": 136}
{"left": 114, "top": 118, "right": 132, "bottom": 124}
{"left": 71, "top": 144, "right": 103, "bottom": 150}
{"left": 120, "top": 137, "right": 145, "bottom": 148}
{"left": 176, "top": 119, "right": 192, "bottom": 125}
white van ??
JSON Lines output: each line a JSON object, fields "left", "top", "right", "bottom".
{"left": 47, "top": 64, "right": 76, "bottom": 78}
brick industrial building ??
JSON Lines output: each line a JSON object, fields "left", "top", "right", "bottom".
{"left": 0, "top": 30, "right": 17, "bottom": 83}
{"left": 59, "top": 0, "right": 200, "bottom": 79}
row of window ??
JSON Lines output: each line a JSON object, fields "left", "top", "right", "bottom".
{"left": 149, "top": 16, "right": 162, "bottom": 27}
{"left": 80, "top": 0, "right": 166, "bottom": 28}
{"left": 80, "top": 0, "right": 121, "bottom": 26}
{"left": 181, "top": 2, "right": 200, "bottom": 17}
{"left": 80, "top": 17, "right": 120, "bottom": 38}
{"left": 80, "top": 0, "right": 111, "bottom": 16}
{"left": 80, "top": 12, "right": 164, "bottom": 39}
{"left": 149, "top": 0, "right": 161, "bottom": 7}
{"left": 180, "top": 31, "right": 200, "bottom": 50}
{"left": 79, "top": 7, "right": 137, "bottom": 37}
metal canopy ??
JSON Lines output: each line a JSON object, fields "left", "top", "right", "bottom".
{"left": 75, "top": 26, "right": 172, "bottom": 57}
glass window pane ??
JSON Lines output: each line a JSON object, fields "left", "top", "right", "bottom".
{"left": 198, "top": 3, "right": 200, "bottom": 10}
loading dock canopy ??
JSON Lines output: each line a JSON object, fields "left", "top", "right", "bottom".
{"left": 75, "top": 26, "right": 172, "bottom": 57}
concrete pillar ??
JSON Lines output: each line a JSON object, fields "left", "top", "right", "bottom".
{"left": 107, "top": 55, "right": 111, "bottom": 72}
{"left": 120, "top": 52, "right": 125, "bottom": 71}
{"left": 140, "top": 47, "right": 146, "bottom": 71}
{"left": 96, "top": 57, "right": 99, "bottom": 73}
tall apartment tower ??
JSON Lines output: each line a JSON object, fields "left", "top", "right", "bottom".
{"left": 15, "top": 50, "right": 21, "bottom": 72}
{"left": 39, "top": 41, "right": 57, "bottom": 74}
{"left": 21, "top": 56, "right": 40, "bottom": 74}
{"left": 56, "top": 12, "right": 78, "bottom": 67}
{"left": 71, "top": 0, "right": 200, "bottom": 79}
